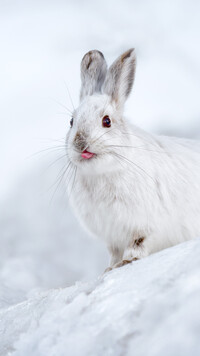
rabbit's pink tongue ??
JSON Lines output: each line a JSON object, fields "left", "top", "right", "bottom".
{"left": 81, "top": 150, "right": 94, "bottom": 159}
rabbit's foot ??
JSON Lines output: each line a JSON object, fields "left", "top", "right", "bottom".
{"left": 104, "top": 257, "right": 139, "bottom": 273}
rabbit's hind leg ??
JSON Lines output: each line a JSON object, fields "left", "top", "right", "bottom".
{"left": 122, "top": 235, "right": 148, "bottom": 261}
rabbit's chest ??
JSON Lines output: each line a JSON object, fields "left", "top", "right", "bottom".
{"left": 72, "top": 176, "right": 137, "bottom": 244}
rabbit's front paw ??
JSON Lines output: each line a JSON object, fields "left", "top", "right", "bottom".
{"left": 104, "top": 257, "right": 139, "bottom": 273}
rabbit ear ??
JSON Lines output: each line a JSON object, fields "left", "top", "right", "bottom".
{"left": 80, "top": 50, "right": 107, "bottom": 101}
{"left": 103, "top": 48, "right": 136, "bottom": 110}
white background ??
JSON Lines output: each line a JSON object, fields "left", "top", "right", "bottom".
{"left": 0, "top": 0, "right": 200, "bottom": 328}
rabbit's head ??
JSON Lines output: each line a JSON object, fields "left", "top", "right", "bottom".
{"left": 66, "top": 49, "right": 136, "bottom": 174}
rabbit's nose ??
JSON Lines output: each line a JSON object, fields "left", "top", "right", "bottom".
{"left": 74, "top": 132, "right": 87, "bottom": 151}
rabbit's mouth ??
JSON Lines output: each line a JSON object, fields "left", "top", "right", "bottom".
{"left": 81, "top": 149, "right": 95, "bottom": 160}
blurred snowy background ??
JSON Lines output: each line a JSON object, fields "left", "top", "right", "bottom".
{"left": 0, "top": 0, "right": 200, "bottom": 311}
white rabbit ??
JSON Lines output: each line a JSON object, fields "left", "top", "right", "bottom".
{"left": 66, "top": 49, "right": 200, "bottom": 270}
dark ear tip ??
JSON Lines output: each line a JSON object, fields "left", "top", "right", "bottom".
{"left": 81, "top": 50, "right": 105, "bottom": 70}
{"left": 95, "top": 50, "right": 105, "bottom": 59}
{"left": 82, "top": 49, "right": 104, "bottom": 60}
{"left": 121, "top": 48, "right": 135, "bottom": 63}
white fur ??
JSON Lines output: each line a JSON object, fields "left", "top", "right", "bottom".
{"left": 66, "top": 49, "right": 200, "bottom": 267}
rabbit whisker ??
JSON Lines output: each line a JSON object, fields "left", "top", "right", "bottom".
{"left": 26, "top": 146, "right": 67, "bottom": 160}
{"left": 112, "top": 151, "right": 155, "bottom": 183}
{"left": 49, "top": 161, "right": 71, "bottom": 192}
{"left": 52, "top": 98, "right": 73, "bottom": 115}
{"left": 105, "top": 144, "right": 169, "bottom": 154}
{"left": 57, "top": 112, "right": 72, "bottom": 118}
{"left": 64, "top": 80, "right": 75, "bottom": 110}
{"left": 49, "top": 161, "right": 72, "bottom": 204}
{"left": 47, "top": 154, "right": 68, "bottom": 170}
{"left": 91, "top": 127, "right": 119, "bottom": 146}
{"left": 119, "top": 129, "right": 161, "bottom": 149}
{"left": 68, "top": 165, "right": 77, "bottom": 200}
{"left": 63, "top": 163, "right": 77, "bottom": 200}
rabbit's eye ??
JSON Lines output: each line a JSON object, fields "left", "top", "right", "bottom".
{"left": 102, "top": 115, "right": 111, "bottom": 128}
{"left": 70, "top": 117, "right": 73, "bottom": 128}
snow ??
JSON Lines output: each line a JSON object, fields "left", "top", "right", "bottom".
{"left": 0, "top": 0, "right": 200, "bottom": 354}
{"left": 1, "top": 238, "right": 200, "bottom": 356}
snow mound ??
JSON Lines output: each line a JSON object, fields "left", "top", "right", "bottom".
{"left": 1, "top": 238, "right": 200, "bottom": 356}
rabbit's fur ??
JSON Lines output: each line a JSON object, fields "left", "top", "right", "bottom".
{"left": 66, "top": 49, "right": 200, "bottom": 269}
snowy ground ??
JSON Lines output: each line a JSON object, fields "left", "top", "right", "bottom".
{"left": 0, "top": 0, "right": 200, "bottom": 354}
{"left": 1, "top": 239, "right": 200, "bottom": 356}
